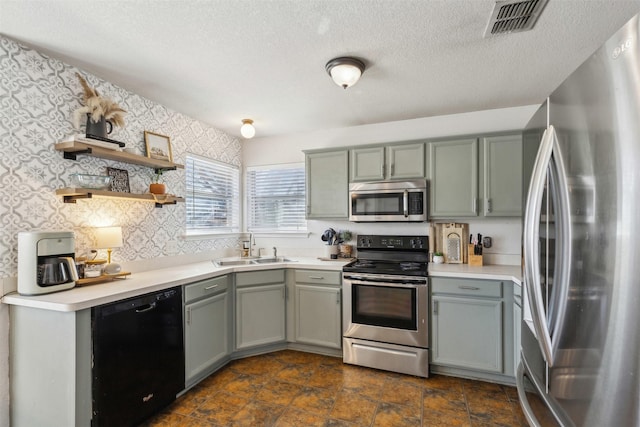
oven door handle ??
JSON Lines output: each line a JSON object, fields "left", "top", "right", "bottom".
{"left": 344, "top": 276, "right": 427, "bottom": 287}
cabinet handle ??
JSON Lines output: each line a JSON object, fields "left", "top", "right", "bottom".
{"left": 390, "top": 164, "right": 395, "bottom": 176}
{"left": 487, "top": 198, "right": 492, "bottom": 213}
{"left": 459, "top": 285, "right": 480, "bottom": 291}
{"left": 309, "top": 276, "right": 324, "bottom": 280}
{"left": 336, "top": 290, "right": 340, "bottom": 305}
{"left": 204, "top": 284, "right": 218, "bottom": 290}
{"left": 186, "top": 307, "right": 191, "bottom": 325}
{"left": 433, "top": 300, "right": 438, "bottom": 315}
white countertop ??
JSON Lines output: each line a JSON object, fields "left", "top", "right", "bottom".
{"left": 429, "top": 263, "right": 522, "bottom": 285}
{"left": 2, "top": 257, "right": 349, "bottom": 312}
{"left": 3, "top": 258, "right": 522, "bottom": 312}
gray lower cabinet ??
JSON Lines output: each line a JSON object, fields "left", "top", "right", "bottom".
{"left": 431, "top": 277, "right": 505, "bottom": 373}
{"left": 10, "top": 307, "right": 92, "bottom": 427}
{"left": 513, "top": 282, "right": 522, "bottom": 376}
{"left": 305, "top": 149, "right": 349, "bottom": 219}
{"left": 235, "top": 269, "right": 286, "bottom": 350}
{"left": 293, "top": 269, "right": 342, "bottom": 349}
{"left": 184, "top": 275, "right": 230, "bottom": 386}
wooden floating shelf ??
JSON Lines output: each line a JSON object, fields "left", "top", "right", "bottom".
{"left": 56, "top": 188, "right": 185, "bottom": 207}
{"left": 55, "top": 140, "right": 184, "bottom": 171}
{"left": 76, "top": 272, "right": 131, "bottom": 287}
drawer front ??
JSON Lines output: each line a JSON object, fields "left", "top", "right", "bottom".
{"left": 236, "top": 269, "right": 285, "bottom": 287}
{"left": 431, "top": 277, "right": 502, "bottom": 298}
{"left": 295, "top": 269, "right": 341, "bottom": 286}
{"left": 185, "top": 275, "right": 229, "bottom": 302}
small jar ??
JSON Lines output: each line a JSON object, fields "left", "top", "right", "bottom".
{"left": 75, "top": 256, "right": 86, "bottom": 279}
{"left": 85, "top": 260, "right": 106, "bottom": 278}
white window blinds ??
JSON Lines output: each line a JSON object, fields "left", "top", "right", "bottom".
{"left": 246, "top": 164, "right": 307, "bottom": 232}
{"left": 186, "top": 154, "right": 240, "bottom": 234}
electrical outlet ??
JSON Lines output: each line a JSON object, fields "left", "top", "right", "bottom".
{"left": 164, "top": 240, "right": 178, "bottom": 255}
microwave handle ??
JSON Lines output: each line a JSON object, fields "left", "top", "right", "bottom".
{"left": 403, "top": 190, "right": 409, "bottom": 217}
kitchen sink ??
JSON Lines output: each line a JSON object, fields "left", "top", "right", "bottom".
{"left": 213, "top": 256, "right": 294, "bottom": 267}
{"left": 213, "top": 258, "right": 256, "bottom": 266}
{"left": 251, "top": 257, "right": 294, "bottom": 264}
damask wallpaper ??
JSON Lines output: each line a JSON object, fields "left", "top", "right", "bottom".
{"left": 0, "top": 36, "right": 243, "bottom": 280}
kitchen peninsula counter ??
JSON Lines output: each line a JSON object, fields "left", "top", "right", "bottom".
{"left": 429, "top": 263, "right": 522, "bottom": 285}
{"left": 2, "top": 257, "right": 349, "bottom": 312}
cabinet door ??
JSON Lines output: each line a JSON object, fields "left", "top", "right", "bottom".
{"left": 431, "top": 295, "right": 503, "bottom": 372}
{"left": 295, "top": 284, "right": 341, "bottom": 349}
{"left": 482, "top": 134, "right": 522, "bottom": 216}
{"left": 428, "top": 138, "right": 478, "bottom": 217}
{"left": 349, "top": 146, "right": 385, "bottom": 182}
{"left": 185, "top": 292, "right": 228, "bottom": 382}
{"left": 236, "top": 284, "right": 286, "bottom": 349}
{"left": 514, "top": 300, "right": 522, "bottom": 377}
{"left": 306, "top": 150, "right": 349, "bottom": 219}
{"left": 387, "top": 143, "right": 425, "bottom": 179}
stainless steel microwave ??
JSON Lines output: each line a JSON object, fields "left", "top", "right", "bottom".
{"left": 349, "top": 180, "right": 427, "bottom": 222}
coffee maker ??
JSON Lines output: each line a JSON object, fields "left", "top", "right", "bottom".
{"left": 18, "top": 231, "right": 79, "bottom": 295}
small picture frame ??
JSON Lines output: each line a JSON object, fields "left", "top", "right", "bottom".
{"left": 144, "top": 131, "right": 173, "bottom": 162}
{"left": 107, "top": 167, "right": 130, "bottom": 193}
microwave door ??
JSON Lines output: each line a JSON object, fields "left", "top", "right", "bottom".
{"left": 351, "top": 192, "right": 404, "bottom": 218}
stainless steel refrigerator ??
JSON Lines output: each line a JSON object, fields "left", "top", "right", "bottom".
{"left": 518, "top": 13, "right": 640, "bottom": 427}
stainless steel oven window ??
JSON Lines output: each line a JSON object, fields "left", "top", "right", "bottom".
{"left": 352, "top": 284, "right": 417, "bottom": 330}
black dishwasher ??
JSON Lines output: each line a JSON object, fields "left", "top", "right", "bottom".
{"left": 91, "top": 286, "right": 184, "bottom": 427}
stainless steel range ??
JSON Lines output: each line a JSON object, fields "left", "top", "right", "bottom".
{"left": 342, "top": 235, "right": 429, "bottom": 378}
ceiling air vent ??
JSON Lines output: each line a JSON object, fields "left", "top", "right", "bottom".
{"left": 484, "top": 0, "right": 549, "bottom": 37}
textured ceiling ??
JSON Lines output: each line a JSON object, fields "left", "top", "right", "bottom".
{"left": 2, "top": 1, "right": 639, "bottom": 138}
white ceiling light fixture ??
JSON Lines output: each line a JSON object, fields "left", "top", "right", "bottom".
{"left": 240, "top": 119, "right": 255, "bottom": 139}
{"left": 325, "top": 57, "right": 366, "bottom": 89}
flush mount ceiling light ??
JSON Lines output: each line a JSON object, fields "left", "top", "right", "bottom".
{"left": 325, "top": 57, "right": 365, "bottom": 89}
{"left": 240, "top": 119, "right": 255, "bottom": 139}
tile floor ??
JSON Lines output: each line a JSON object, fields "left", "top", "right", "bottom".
{"left": 144, "top": 350, "right": 529, "bottom": 427}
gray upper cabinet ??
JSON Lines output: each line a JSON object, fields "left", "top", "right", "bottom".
{"left": 349, "top": 146, "right": 385, "bottom": 181}
{"left": 305, "top": 150, "right": 349, "bottom": 219}
{"left": 428, "top": 138, "right": 478, "bottom": 217}
{"left": 481, "top": 134, "right": 523, "bottom": 217}
{"left": 428, "top": 133, "right": 522, "bottom": 218}
{"left": 350, "top": 143, "right": 425, "bottom": 182}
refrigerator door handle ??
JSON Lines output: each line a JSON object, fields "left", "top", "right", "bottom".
{"left": 523, "top": 124, "right": 556, "bottom": 366}
{"left": 516, "top": 362, "right": 542, "bottom": 427}
{"left": 547, "top": 132, "right": 572, "bottom": 356}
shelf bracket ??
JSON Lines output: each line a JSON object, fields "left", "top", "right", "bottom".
{"left": 154, "top": 166, "right": 177, "bottom": 174}
{"left": 63, "top": 148, "right": 93, "bottom": 161}
{"left": 63, "top": 193, "right": 93, "bottom": 204}
{"left": 154, "top": 200, "right": 177, "bottom": 208}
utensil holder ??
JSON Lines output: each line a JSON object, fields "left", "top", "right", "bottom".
{"left": 324, "top": 245, "right": 339, "bottom": 259}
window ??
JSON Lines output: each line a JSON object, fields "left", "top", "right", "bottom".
{"left": 186, "top": 154, "right": 240, "bottom": 234}
{"left": 246, "top": 163, "right": 307, "bottom": 232}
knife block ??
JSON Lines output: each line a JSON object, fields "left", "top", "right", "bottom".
{"left": 468, "top": 244, "right": 483, "bottom": 266}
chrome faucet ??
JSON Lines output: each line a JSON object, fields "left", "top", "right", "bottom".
{"left": 273, "top": 246, "right": 277, "bottom": 257}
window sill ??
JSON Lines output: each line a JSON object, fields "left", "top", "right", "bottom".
{"left": 181, "top": 231, "right": 311, "bottom": 240}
